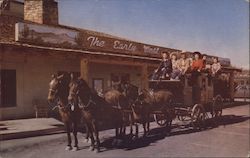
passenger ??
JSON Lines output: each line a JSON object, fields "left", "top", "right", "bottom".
{"left": 151, "top": 51, "right": 172, "bottom": 80}
{"left": 202, "top": 54, "right": 211, "bottom": 73}
{"left": 191, "top": 52, "right": 204, "bottom": 104}
{"left": 178, "top": 52, "right": 190, "bottom": 75}
{"left": 191, "top": 51, "right": 204, "bottom": 84}
{"left": 191, "top": 52, "right": 204, "bottom": 73}
{"left": 211, "top": 57, "right": 221, "bottom": 77}
{"left": 171, "top": 53, "right": 181, "bottom": 80}
{"left": 186, "top": 53, "right": 193, "bottom": 73}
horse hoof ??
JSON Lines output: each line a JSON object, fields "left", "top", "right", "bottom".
{"left": 89, "top": 146, "right": 94, "bottom": 151}
{"left": 84, "top": 138, "right": 90, "bottom": 143}
{"left": 94, "top": 148, "right": 100, "bottom": 153}
{"left": 65, "top": 146, "right": 72, "bottom": 151}
{"left": 72, "top": 146, "right": 79, "bottom": 151}
{"left": 132, "top": 136, "right": 138, "bottom": 141}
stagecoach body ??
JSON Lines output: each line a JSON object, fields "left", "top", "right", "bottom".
{"left": 149, "top": 73, "right": 214, "bottom": 106}
{"left": 148, "top": 73, "right": 225, "bottom": 129}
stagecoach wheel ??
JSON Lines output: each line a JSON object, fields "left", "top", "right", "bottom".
{"left": 191, "top": 104, "right": 205, "bottom": 129}
{"left": 154, "top": 113, "right": 168, "bottom": 126}
{"left": 212, "top": 95, "right": 223, "bottom": 118}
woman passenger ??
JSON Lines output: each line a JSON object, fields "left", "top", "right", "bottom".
{"left": 211, "top": 57, "right": 221, "bottom": 77}
{"left": 178, "top": 52, "right": 190, "bottom": 75}
{"left": 191, "top": 51, "right": 204, "bottom": 103}
{"left": 171, "top": 53, "right": 181, "bottom": 80}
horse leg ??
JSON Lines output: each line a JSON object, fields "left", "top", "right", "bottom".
{"left": 129, "top": 113, "right": 133, "bottom": 136}
{"left": 87, "top": 124, "right": 95, "bottom": 151}
{"left": 72, "top": 122, "right": 79, "bottom": 151}
{"left": 147, "top": 118, "right": 150, "bottom": 132}
{"left": 147, "top": 114, "right": 150, "bottom": 132}
{"left": 65, "top": 123, "right": 72, "bottom": 151}
{"left": 84, "top": 123, "right": 90, "bottom": 143}
{"left": 122, "top": 112, "right": 127, "bottom": 136}
{"left": 135, "top": 123, "right": 139, "bottom": 139}
{"left": 115, "top": 126, "right": 119, "bottom": 138}
{"left": 92, "top": 120, "right": 100, "bottom": 153}
{"left": 143, "top": 122, "right": 147, "bottom": 137}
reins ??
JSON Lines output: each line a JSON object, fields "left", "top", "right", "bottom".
{"left": 77, "top": 93, "right": 96, "bottom": 109}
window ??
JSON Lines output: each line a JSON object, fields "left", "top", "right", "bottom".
{"left": 92, "top": 78, "right": 104, "bottom": 96}
{"left": 0, "top": 69, "right": 17, "bottom": 107}
{"left": 111, "top": 73, "right": 130, "bottom": 86}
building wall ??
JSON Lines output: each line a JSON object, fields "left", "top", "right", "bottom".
{"left": 0, "top": 48, "right": 145, "bottom": 120}
{"left": 89, "top": 63, "right": 142, "bottom": 91}
{"left": 0, "top": 49, "right": 80, "bottom": 120}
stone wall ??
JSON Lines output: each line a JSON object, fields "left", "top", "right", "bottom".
{"left": 24, "top": 0, "right": 58, "bottom": 25}
{"left": 24, "top": 0, "right": 43, "bottom": 24}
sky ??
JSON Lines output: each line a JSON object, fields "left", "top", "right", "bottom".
{"left": 57, "top": 0, "right": 249, "bottom": 69}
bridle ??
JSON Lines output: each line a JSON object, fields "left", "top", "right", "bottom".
{"left": 70, "top": 83, "right": 96, "bottom": 110}
{"left": 48, "top": 81, "right": 68, "bottom": 111}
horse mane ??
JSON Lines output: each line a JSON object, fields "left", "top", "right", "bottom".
{"left": 60, "top": 72, "right": 71, "bottom": 86}
{"left": 77, "top": 78, "right": 91, "bottom": 93}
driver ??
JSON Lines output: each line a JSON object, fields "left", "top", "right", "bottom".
{"left": 152, "top": 51, "right": 173, "bottom": 80}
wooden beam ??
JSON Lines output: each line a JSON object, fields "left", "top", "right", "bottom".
{"left": 89, "top": 57, "right": 158, "bottom": 67}
{"left": 229, "top": 71, "right": 235, "bottom": 101}
{"left": 80, "top": 58, "right": 89, "bottom": 83}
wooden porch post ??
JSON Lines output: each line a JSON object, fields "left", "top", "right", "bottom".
{"left": 80, "top": 58, "right": 89, "bottom": 83}
{"left": 229, "top": 71, "right": 235, "bottom": 101}
{"left": 141, "top": 64, "right": 148, "bottom": 89}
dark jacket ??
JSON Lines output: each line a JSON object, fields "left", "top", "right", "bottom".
{"left": 157, "top": 59, "right": 173, "bottom": 74}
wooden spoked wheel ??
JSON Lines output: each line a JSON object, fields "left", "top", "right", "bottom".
{"left": 191, "top": 104, "right": 205, "bottom": 129}
{"left": 154, "top": 113, "right": 168, "bottom": 127}
{"left": 212, "top": 95, "right": 223, "bottom": 118}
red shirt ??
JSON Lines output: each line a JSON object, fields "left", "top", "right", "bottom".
{"left": 192, "top": 59, "right": 204, "bottom": 71}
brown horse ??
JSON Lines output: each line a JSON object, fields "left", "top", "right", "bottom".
{"left": 104, "top": 82, "right": 139, "bottom": 137}
{"left": 132, "top": 89, "right": 175, "bottom": 136}
{"left": 68, "top": 78, "right": 124, "bottom": 153}
{"left": 47, "top": 73, "right": 81, "bottom": 151}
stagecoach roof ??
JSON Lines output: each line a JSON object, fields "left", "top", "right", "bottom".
{"left": 221, "top": 66, "right": 242, "bottom": 72}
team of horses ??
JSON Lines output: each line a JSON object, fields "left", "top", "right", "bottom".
{"left": 47, "top": 73, "right": 173, "bottom": 153}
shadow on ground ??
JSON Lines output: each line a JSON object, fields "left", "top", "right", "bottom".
{"left": 98, "top": 114, "right": 249, "bottom": 152}
{"left": 100, "top": 126, "right": 170, "bottom": 152}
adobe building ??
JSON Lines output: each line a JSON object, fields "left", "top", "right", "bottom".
{"left": 0, "top": 0, "right": 235, "bottom": 120}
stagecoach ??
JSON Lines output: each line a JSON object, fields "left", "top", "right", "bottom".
{"left": 149, "top": 69, "right": 237, "bottom": 129}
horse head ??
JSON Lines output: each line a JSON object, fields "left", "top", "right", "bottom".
{"left": 132, "top": 89, "right": 151, "bottom": 112}
{"left": 47, "top": 73, "right": 71, "bottom": 106}
{"left": 68, "top": 77, "right": 92, "bottom": 108}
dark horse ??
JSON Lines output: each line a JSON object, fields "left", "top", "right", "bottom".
{"left": 68, "top": 78, "right": 124, "bottom": 153}
{"left": 47, "top": 73, "right": 81, "bottom": 151}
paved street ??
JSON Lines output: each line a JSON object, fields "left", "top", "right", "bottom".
{"left": 1, "top": 104, "right": 249, "bottom": 158}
